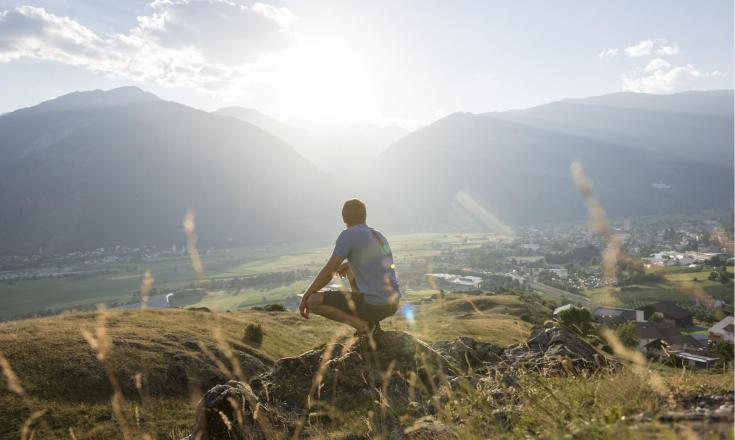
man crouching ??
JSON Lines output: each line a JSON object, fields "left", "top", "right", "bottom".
{"left": 299, "top": 199, "right": 400, "bottom": 335}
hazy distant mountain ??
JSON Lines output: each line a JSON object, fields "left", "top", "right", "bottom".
{"left": 214, "top": 107, "right": 409, "bottom": 173}
{"left": 560, "top": 89, "right": 733, "bottom": 116}
{"left": 0, "top": 87, "right": 336, "bottom": 254}
{"left": 371, "top": 91, "right": 734, "bottom": 231}
{"left": 492, "top": 90, "right": 733, "bottom": 167}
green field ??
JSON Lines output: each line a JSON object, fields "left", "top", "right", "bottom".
{"left": 587, "top": 265, "right": 734, "bottom": 309}
{"left": 0, "top": 233, "right": 501, "bottom": 320}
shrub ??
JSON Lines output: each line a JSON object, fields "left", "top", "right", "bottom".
{"left": 243, "top": 323, "right": 264, "bottom": 344}
{"left": 711, "top": 339, "right": 734, "bottom": 363}
{"left": 519, "top": 313, "right": 534, "bottom": 323}
{"left": 557, "top": 307, "right": 594, "bottom": 335}
{"left": 263, "top": 303, "right": 286, "bottom": 312}
{"left": 616, "top": 321, "right": 639, "bottom": 348}
{"left": 693, "top": 307, "right": 716, "bottom": 323}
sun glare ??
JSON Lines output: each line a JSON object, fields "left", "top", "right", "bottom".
{"left": 273, "top": 41, "right": 380, "bottom": 123}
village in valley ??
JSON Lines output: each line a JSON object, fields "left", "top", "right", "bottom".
{"left": 403, "top": 211, "right": 735, "bottom": 370}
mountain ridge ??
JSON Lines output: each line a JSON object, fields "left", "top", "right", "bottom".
{"left": 0, "top": 89, "right": 337, "bottom": 254}
{"left": 0, "top": 87, "right": 732, "bottom": 253}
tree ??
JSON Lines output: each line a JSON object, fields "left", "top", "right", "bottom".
{"left": 693, "top": 307, "right": 716, "bottom": 323}
{"left": 557, "top": 307, "right": 594, "bottom": 335}
{"left": 719, "top": 267, "right": 732, "bottom": 284}
{"left": 649, "top": 313, "right": 665, "bottom": 323}
{"left": 711, "top": 339, "right": 734, "bottom": 364}
{"left": 616, "top": 321, "right": 639, "bottom": 348}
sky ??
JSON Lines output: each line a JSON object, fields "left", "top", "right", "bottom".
{"left": 0, "top": 0, "right": 733, "bottom": 127}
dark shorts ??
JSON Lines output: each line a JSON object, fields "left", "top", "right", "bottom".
{"left": 322, "top": 290, "right": 398, "bottom": 323}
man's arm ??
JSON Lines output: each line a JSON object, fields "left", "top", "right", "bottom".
{"left": 299, "top": 255, "right": 344, "bottom": 318}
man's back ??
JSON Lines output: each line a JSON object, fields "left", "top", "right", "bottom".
{"left": 332, "top": 224, "right": 400, "bottom": 305}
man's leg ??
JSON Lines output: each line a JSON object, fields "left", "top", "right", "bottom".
{"left": 307, "top": 292, "right": 368, "bottom": 333}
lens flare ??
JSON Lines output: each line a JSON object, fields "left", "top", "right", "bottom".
{"left": 451, "top": 190, "right": 513, "bottom": 235}
{"left": 401, "top": 304, "right": 416, "bottom": 327}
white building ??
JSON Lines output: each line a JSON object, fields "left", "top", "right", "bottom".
{"left": 552, "top": 304, "right": 577, "bottom": 316}
{"left": 548, "top": 268, "right": 569, "bottom": 279}
{"left": 709, "top": 316, "right": 735, "bottom": 344}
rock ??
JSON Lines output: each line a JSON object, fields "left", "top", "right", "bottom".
{"left": 258, "top": 331, "right": 451, "bottom": 411}
{"left": 430, "top": 336, "right": 503, "bottom": 371}
{"left": 403, "top": 416, "right": 457, "bottom": 439}
{"left": 189, "top": 380, "right": 285, "bottom": 440}
{"left": 501, "top": 327, "right": 614, "bottom": 374}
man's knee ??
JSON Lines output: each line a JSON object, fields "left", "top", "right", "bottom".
{"left": 307, "top": 292, "right": 324, "bottom": 309}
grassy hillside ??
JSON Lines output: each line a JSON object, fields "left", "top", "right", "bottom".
{"left": 1, "top": 291, "right": 732, "bottom": 439}
{"left": 0, "top": 307, "right": 341, "bottom": 439}
{"left": 0, "top": 292, "right": 538, "bottom": 439}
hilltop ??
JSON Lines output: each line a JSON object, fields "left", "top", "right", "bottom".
{"left": 0, "top": 292, "right": 732, "bottom": 439}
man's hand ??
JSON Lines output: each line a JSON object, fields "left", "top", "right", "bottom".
{"left": 337, "top": 261, "right": 350, "bottom": 278}
{"left": 299, "top": 294, "right": 310, "bottom": 319}
{"left": 299, "top": 255, "right": 344, "bottom": 320}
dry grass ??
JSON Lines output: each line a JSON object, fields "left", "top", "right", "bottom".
{"left": 442, "top": 366, "right": 733, "bottom": 439}
{"left": 0, "top": 307, "right": 339, "bottom": 439}
{"left": 0, "top": 292, "right": 732, "bottom": 439}
{"left": 383, "top": 293, "right": 547, "bottom": 346}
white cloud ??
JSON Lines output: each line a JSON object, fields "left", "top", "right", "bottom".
{"left": 624, "top": 40, "right": 655, "bottom": 57}
{"left": 612, "top": 39, "right": 725, "bottom": 93}
{"left": 643, "top": 57, "right": 671, "bottom": 72}
{"left": 0, "top": 1, "right": 297, "bottom": 96}
{"left": 623, "top": 39, "right": 681, "bottom": 58}
{"left": 622, "top": 63, "right": 725, "bottom": 93}
{"left": 252, "top": 3, "right": 297, "bottom": 28}
{"left": 655, "top": 43, "right": 679, "bottom": 56}
{"left": 598, "top": 48, "right": 618, "bottom": 58}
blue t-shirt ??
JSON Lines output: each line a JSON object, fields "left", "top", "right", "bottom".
{"left": 331, "top": 224, "right": 400, "bottom": 305}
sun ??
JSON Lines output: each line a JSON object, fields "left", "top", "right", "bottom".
{"left": 272, "top": 40, "right": 380, "bottom": 124}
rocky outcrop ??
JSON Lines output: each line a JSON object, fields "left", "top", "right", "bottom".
{"left": 254, "top": 331, "right": 450, "bottom": 412}
{"left": 500, "top": 327, "right": 614, "bottom": 374}
{"left": 185, "top": 328, "right": 612, "bottom": 439}
{"left": 430, "top": 336, "right": 503, "bottom": 371}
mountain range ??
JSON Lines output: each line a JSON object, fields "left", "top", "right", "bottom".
{"left": 0, "top": 87, "right": 732, "bottom": 254}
